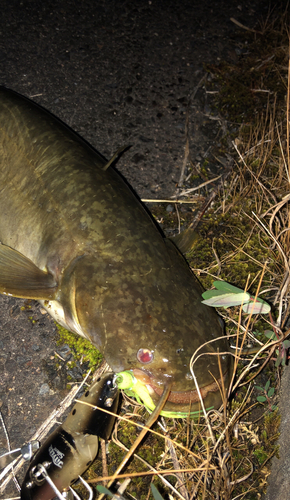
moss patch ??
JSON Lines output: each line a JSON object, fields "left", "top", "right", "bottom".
{"left": 55, "top": 323, "right": 103, "bottom": 368}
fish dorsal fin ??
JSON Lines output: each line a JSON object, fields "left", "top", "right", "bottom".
{"left": 0, "top": 243, "right": 57, "bottom": 299}
{"left": 102, "top": 145, "right": 130, "bottom": 171}
{"left": 169, "top": 227, "right": 199, "bottom": 255}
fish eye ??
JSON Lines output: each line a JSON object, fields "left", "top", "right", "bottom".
{"left": 137, "top": 348, "right": 154, "bottom": 364}
{"left": 176, "top": 348, "right": 184, "bottom": 354}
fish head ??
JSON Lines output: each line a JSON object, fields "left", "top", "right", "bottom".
{"left": 62, "top": 243, "right": 232, "bottom": 415}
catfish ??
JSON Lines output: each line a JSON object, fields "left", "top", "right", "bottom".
{"left": 0, "top": 87, "right": 232, "bottom": 415}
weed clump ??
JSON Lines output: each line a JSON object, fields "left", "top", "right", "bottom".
{"left": 56, "top": 323, "right": 103, "bottom": 368}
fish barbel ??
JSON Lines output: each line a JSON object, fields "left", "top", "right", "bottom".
{"left": 0, "top": 87, "right": 232, "bottom": 414}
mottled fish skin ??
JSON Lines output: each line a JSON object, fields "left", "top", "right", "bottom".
{"left": 0, "top": 87, "right": 232, "bottom": 413}
{"left": 21, "top": 373, "right": 119, "bottom": 500}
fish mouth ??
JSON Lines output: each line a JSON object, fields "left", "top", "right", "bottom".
{"left": 148, "top": 378, "right": 222, "bottom": 405}
{"left": 132, "top": 368, "right": 229, "bottom": 411}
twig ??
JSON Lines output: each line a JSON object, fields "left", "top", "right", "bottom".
{"left": 97, "top": 384, "right": 172, "bottom": 500}
{"left": 287, "top": 56, "right": 290, "bottom": 186}
{"left": 177, "top": 75, "right": 207, "bottom": 187}
{"left": 212, "top": 239, "right": 222, "bottom": 276}
{"left": 161, "top": 417, "right": 189, "bottom": 500}
{"left": 0, "top": 412, "right": 20, "bottom": 492}
{"left": 175, "top": 203, "right": 181, "bottom": 234}
{"left": 174, "top": 175, "right": 222, "bottom": 198}
{"left": 186, "top": 167, "right": 232, "bottom": 232}
{"left": 233, "top": 141, "right": 277, "bottom": 205}
{"left": 230, "top": 17, "right": 262, "bottom": 34}
{"left": 178, "top": 110, "right": 190, "bottom": 188}
{"left": 101, "top": 439, "right": 108, "bottom": 486}
{"left": 141, "top": 198, "right": 200, "bottom": 204}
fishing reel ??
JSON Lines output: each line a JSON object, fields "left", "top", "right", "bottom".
{"left": 19, "top": 373, "right": 119, "bottom": 500}
{"left": 24, "top": 461, "right": 93, "bottom": 500}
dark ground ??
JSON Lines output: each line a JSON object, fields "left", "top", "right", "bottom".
{"left": 0, "top": 0, "right": 284, "bottom": 498}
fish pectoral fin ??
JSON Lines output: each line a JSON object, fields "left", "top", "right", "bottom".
{"left": 169, "top": 227, "right": 199, "bottom": 255}
{"left": 102, "top": 144, "right": 130, "bottom": 171}
{"left": 0, "top": 244, "right": 57, "bottom": 299}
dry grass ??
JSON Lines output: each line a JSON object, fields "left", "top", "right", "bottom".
{"left": 83, "top": 10, "right": 290, "bottom": 498}
{"left": 2, "top": 6, "right": 290, "bottom": 500}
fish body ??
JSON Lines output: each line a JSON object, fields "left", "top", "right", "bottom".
{"left": 21, "top": 373, "right": 119, "bottom": 500}
{"left": 0, "top": 87, "right": 232, "bottom": 414}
